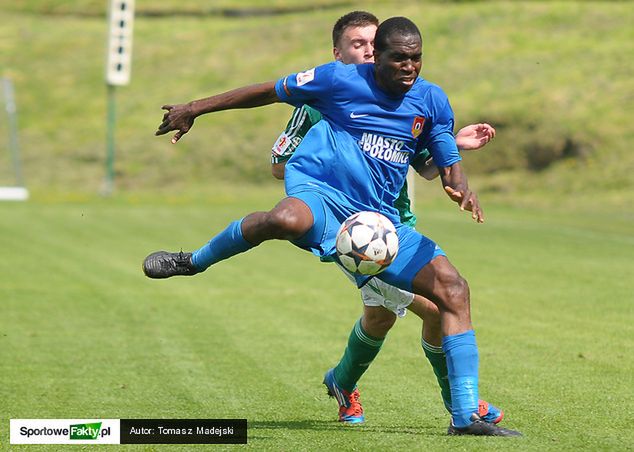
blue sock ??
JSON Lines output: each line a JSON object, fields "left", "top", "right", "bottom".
{"left": 191, "top": 219, "right": 254, "bottom": 271}
{"left": 442, "top": 330, "right": 479, "bottom": 428}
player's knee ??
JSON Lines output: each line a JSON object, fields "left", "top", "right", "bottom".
{"left": 442, "top": 274, "right": 470, "bottom": 313}
{"left": 266, "top": 206, "right": 310, "bottom": 239}
{"left": 362, "top": 309, "right": 396, "bottom": 337}
{"left": 374, "top": 315, "right": 396, "bottom": 334}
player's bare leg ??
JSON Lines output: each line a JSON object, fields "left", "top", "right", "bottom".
{"left": 407, "top": 295, "right": 442, "bottom": 345}
{"left": 241, "top": 197, "right": 314, "bottom": 244}
{"left": 407, "top": 294, "right": 503, "bottom": 424}
{"left": 361, "top": 305, "right": 397, "bottom": 337}
{"left": 143, "top": 197, "right": 313, "bottom": 278}
{"left": 411, "top": 256, "right": 472, "bottom": 336}
{"left": 411, "top": 256, "right": 520, "bottom": 436}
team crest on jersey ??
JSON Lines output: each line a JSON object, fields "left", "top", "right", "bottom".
{"left": 296, "top": 68, "right": 315, "bottom": 86}
{"left": 411, "top": 116, "right": 425, "bottom": 138}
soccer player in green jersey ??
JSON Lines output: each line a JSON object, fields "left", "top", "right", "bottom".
{"left": 269, "top": 11, "right": 500, "bottom": 425}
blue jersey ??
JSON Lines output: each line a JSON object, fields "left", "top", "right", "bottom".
{"left": 275, "top": 61, "right": 460, "bottom": 226}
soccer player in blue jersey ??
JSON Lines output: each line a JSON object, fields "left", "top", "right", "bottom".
{"left": 270, "top": 11, "right": 502, "bottom": 427}
{"left": 145, "top": 16, "right": 521, "bottom": 436}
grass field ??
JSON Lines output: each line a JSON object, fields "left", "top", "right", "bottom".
{"left": 1, "top": 191, "right": 633, "bottom": 450}
{"left": 2, "top": 2, "right": 633, "bottom": 449}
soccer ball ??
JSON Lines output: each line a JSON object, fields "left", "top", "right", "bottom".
{"left": 336, "top": 211, "right": 399, "bottom": 275}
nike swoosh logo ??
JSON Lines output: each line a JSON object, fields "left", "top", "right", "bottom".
{"left": 350, "top": 112, "right": 369, "bottom": 119}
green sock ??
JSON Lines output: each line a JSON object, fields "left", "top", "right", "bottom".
{"left": 333, "top": 318, "right": 385, "bottom": 392}
{"left": 422, "top": 339, "right": 452, "bottom": 412}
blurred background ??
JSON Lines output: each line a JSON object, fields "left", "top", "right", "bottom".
{"left": 2, "top": 0, "right": 633, "bottom": 209}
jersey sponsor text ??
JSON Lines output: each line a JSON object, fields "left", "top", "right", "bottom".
{"left": 359, "top": 133, "right": 408, "bottom": 164}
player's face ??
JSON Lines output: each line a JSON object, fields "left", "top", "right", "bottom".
{"left": 374, "top": 33, "right": 422, "bottom": 95}
{"left": 333, "top": 25, "right": 377, "bottom": 65}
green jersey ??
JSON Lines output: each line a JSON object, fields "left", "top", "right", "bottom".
{"left": 271, "top": 105, "right": 324, "bottom": 164}
{"left": 395, "top": 181, "right": 416, "bottom": 227}
{"left": 272, "top": 105, "right": 419, "bottom": 227}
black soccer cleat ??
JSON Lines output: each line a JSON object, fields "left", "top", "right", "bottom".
{"left": 447, "top": 413, "right": 522, "bottom": 437}
{"left": 142, "top": 251, "right": 199, "bottom": 279}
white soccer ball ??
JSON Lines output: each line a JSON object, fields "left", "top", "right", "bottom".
{"left": 336, "top": 211, "right": 399, "bottom": 275}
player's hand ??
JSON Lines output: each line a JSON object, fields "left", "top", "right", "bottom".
{"left": 455, "top": 123, "right": 495, "bottom": 151}
{"left": 444, "top": 185, "right": 484, "bottom": 223}
{"left": 155, "top": 103, "right": 196, "bottom": 144}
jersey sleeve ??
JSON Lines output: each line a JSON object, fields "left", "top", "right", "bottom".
{"left": 420, "top": 87, "right": 461, "bottom": 168}
{"left": 271, "top": 105, "right": 322, "bottom": 164}
{"left": 275, "top": 62, "right": 336, "bottom": 108}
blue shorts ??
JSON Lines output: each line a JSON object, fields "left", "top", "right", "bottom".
{"left": 290, "top": 190, "right": 446, "bottom": 292}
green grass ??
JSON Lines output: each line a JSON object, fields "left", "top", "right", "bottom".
{"left": 1, "top": 1, "right": 633, "bottom": 209}
{"left": 1, "top": 191, "right": 633, "bottom": 450}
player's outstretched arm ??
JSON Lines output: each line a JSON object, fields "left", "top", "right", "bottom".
{"left": 414, "top": 123, "right": 496, "bottom": 181}
{"left": 455, "top": 123, "right": 495, "bottom": 151}
{"left": 440, "top": 163, "right": 484, "bottom": 223}
{"left": 156, "top": 81, "right": 279, "bottom": 144}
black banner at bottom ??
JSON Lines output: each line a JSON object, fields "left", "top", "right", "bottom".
{"left": 120, "top": 419, "right": 247, "bottom": 444}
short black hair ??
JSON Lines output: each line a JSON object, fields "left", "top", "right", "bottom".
{"left": 332, "top": 11, "right": 379, "bottom": 47}
{"left": 374, "top": 16, "right": 422, "bottom": 52}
